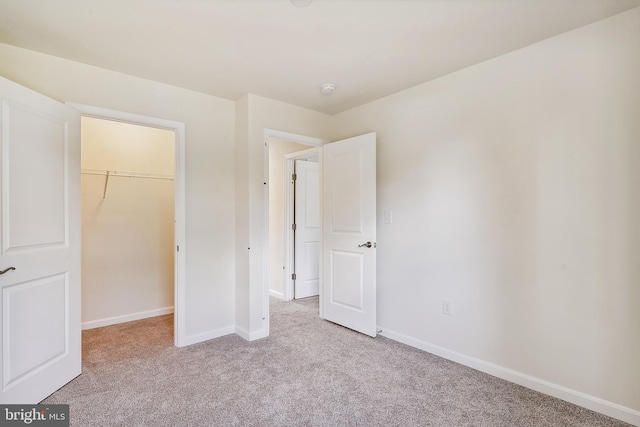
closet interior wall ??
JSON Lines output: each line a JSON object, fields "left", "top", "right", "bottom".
{"left": 81, "top": 117, "right": 175, "bottom": 329}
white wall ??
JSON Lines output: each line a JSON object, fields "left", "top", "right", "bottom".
{"left": 2, "top": 7, "right": 638, "bottom": 421}
{"left": 332, "top": 7, "right": 640, "bottom": 420}
{"left": 235, "top": 94, "right": 332, "bottom": 339}
{"left": 81, "top": 117, "right": 175, "bottom": 327}
{"left": 268, "top": 139, "right": 309, "bottom": 298}
{"left": 234, "top": 95, "right": 250, "bottom": 334}
{"left": 0, "top": 43, "right": 237, "bottom": 343}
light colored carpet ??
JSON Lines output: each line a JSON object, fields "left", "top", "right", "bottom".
{"left": 42, "top": 297, "right": 629, "bottom": 426}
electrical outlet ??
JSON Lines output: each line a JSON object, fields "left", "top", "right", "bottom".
{"left": 442, "top": 299, "right": 453, "bottom": 316}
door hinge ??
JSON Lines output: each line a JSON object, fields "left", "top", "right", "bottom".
{"left": 291, "top": 273, "right": 297, "bottom": 280}
{"left": 176, "top": 245, "right": 180, "bottom": 252}
{"left": 292, "top": 173, "right": 297, "bottom": 181}
{"left": 292, "top": 223, "right": 297, "bottom": 231}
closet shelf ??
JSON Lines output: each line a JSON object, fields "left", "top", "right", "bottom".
{"left": 81, "top": 169, "right": 174, "bottom": 200}
{"left": 81, "top": 169, "right": 174, "bottom": 181}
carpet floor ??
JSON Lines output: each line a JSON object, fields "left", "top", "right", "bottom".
{"left": 42, "top": 297, "right": 630, "bottom": 426}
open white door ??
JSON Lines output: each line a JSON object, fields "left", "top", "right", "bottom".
{"left": 294, "top": 160, "right": 320, "bottom": 299}
{"left": 0, "top": 77, "right": 81, "bottom": 403}
{"left": 322, "top": 132, "right": 376, "bottom": 337}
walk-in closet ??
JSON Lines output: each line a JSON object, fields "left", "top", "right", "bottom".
{"left": 80, "top": 117, "right": 175, "bottom": 330}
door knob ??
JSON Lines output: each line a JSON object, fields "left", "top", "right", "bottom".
{"left": 0, "top": 267, "right": 16, "bottom": 275}
{"left": 358, "top": 241, "right": 372, "bottom": 248}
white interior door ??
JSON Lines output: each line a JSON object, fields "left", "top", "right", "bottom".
{"left": 294, "top": 160, "right": 320, "bottom": 299}
{"left": 322, "top": 132, "right": 376, "bottom": 337}
{"left": 0, "top": 77, "right": 81, "bottom": 403}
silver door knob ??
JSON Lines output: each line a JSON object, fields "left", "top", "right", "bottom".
{"left": 0, "top": 267, "right": 16, "bottom": 275}
{"left": 358, "top": 241, "right": 372, "bottom": 248}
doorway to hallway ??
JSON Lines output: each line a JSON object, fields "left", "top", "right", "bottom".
{"left": 267, "top": 137, "right": 319, "bottom": 301}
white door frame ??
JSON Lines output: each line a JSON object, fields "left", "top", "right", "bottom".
{"left": 263, "top": 129, "right": 326, "bottom": 317}
{"left": 284, "top": 148, "right": 319, "bottom": 301}
{"left": 66, "top": 103, "right": 187, "bottom": 347}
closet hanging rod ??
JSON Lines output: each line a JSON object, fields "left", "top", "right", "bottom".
{"left": 81, "top": 169, "right": 174, "bottom": 181}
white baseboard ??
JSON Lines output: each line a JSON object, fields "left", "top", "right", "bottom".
{"left": 379, "top": 326, "right": 640, "bottom": 427}
{"left": 177, "top": 325, "right": 235, "bottom": 347}
{"left": 235, "top": 325, "right": 268, "bottom": 341}
{"left": 82, "top": 307, "right": 174, "bottom": 330}
{"left": 235, "top": 325, "right": 250, "bottom": 340}
{"left": 269, "top": 289, "right": 284, "bottom": 299}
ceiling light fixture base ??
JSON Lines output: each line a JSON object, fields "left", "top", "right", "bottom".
{"left": 321, "top": 83, "right": 335, "bottom": 94}
{"left": 291, "top": 0, "right": 312, "bottom": 7}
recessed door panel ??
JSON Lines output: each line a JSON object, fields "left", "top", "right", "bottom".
{"left": 305, "top": 170, "right": 320, "bottom": 228}
{"left": 330, "top": 250, "right": 363, "bottom": 311}
{"left": 3, "top": 275, "right": 67, "bottom": 388}
{"left": 2, "top": 101, "right": 67, "bottom": 253}
{"left": 304, "top": 241, "right": 319, "bottom": 280}
{"left": 330, "top": 150, "right": 363, "bottom": 234}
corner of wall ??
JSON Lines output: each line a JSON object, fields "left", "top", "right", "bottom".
{"left": 234, "top": 95, "right": 250, "bottom": 333}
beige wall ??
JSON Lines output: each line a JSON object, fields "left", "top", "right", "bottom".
{"left": 332, "top": 7, "right": 640, "bottom": 416}
{"left": 268, "top": 139, "right": 310, "bottom": 298}
{"left": 81, "top": 117, "right": 175, "bottom": 327}
{"left": 0, "top": 42, "right": 236, "bottom": 342}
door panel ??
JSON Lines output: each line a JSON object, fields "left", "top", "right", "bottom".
{"left": 3, "top": 102, "right": 67, "bottom": 251}
{"left": 294, "top": 160, "right": 320, "bottom": 299}
{"left": 322, "top": 132, "right": 376, "bottom": 337}
{"left": 330, "top": 149, "right": 363, "bottom": 233}
{"left": 0, "top": 76, "right": 81, "bottom": 403}
{"left": 4, "top": 274, "right": 67, "bottom": 386}
{"left": 330, "top": 250, "right": 363, "bottom": 309}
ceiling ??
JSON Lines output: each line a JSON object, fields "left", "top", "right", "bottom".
{"left": 0, "top": 0, "right": 639, "bottom": 115}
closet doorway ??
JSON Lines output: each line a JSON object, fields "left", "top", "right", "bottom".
{"left": 72, "top": 105, "right": 186, "bottom": 346}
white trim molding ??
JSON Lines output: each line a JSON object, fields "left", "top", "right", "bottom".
{"left": 235, "top": 325, "right": 269, "bottom": 341}
{"left": 379, "top": 326, "right": 640, "bottom": 426}
{"left": 82, "top": 307, "right": 174, "bottom": 330}
{"left": 260, "top": 129, "right": 327, "bottom": 340}
{"left": 269, "top": 289, "right": 284, "bottom": 299}
{"left": 180, "top": 326, "right": 236, "bottom": 347}
{"left": 264, "top": 129, "right": 327, "bottom": 147}
{"left": 283, "top": 147, "right": 320, "bottom": 301}
{"left": 67, "top": 102, "right": 188, "bottom": 347}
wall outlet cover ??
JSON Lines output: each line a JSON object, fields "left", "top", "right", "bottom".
{"left": 442, "top": 299, "right": 453, "bottom": 316}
